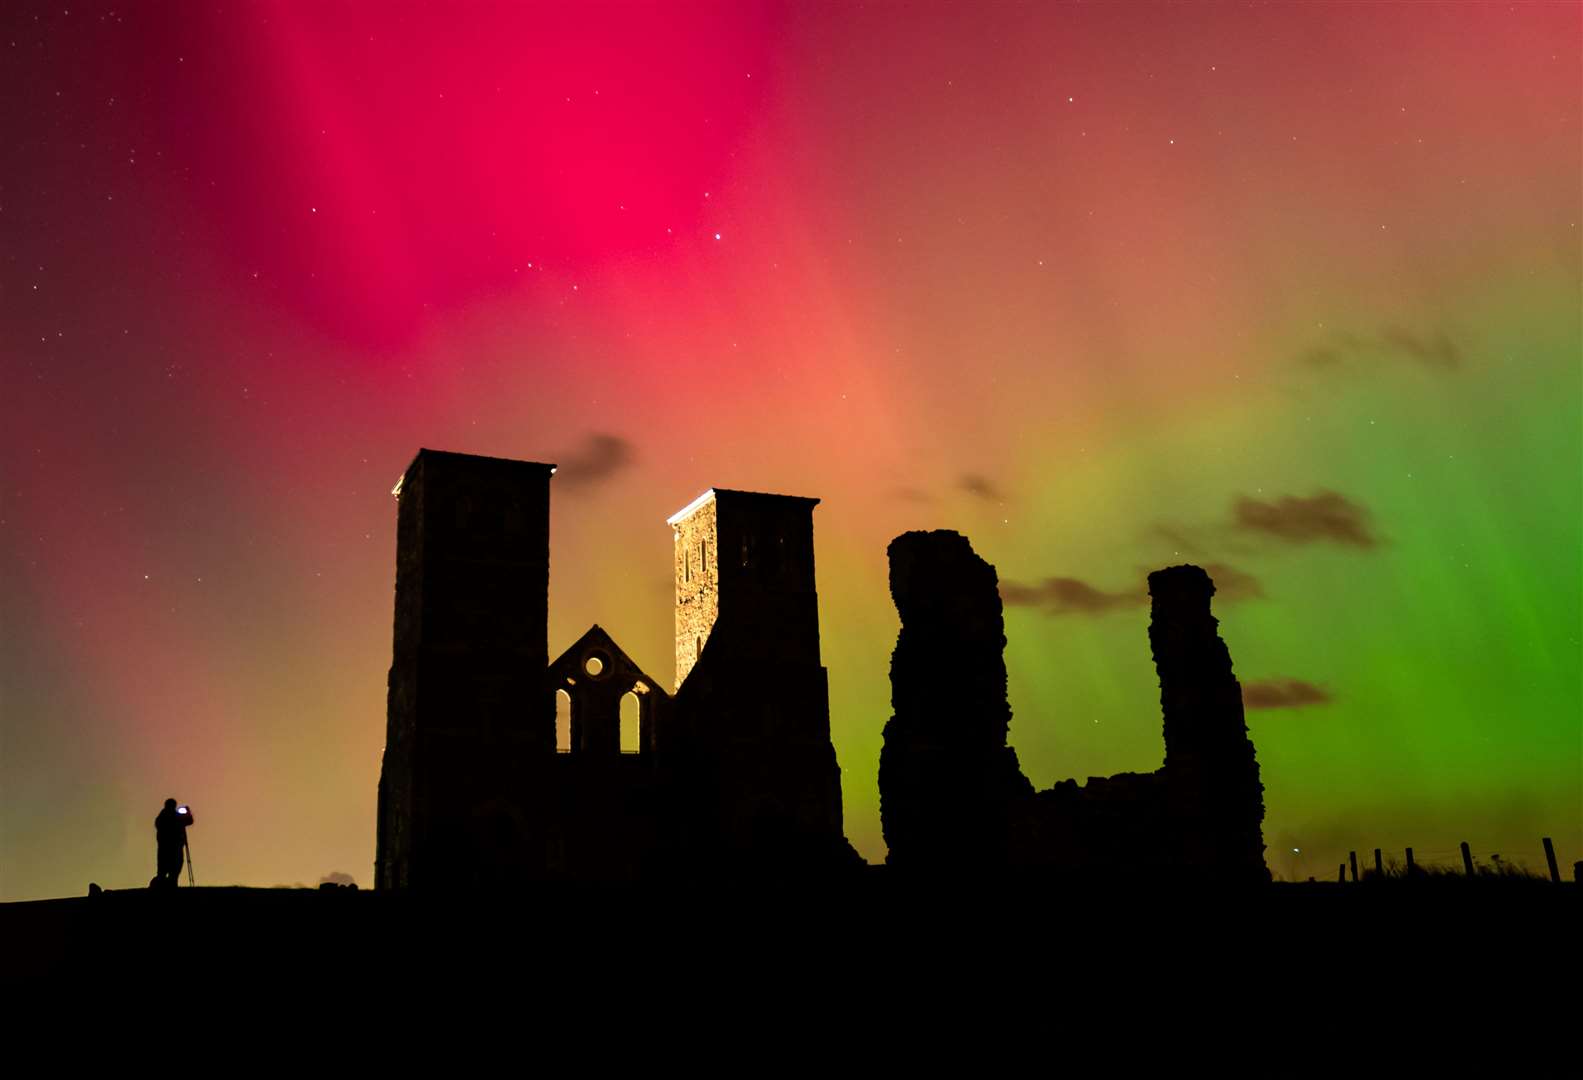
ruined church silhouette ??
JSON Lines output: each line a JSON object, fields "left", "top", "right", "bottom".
{"left": 375, "top": 449, "right": 855, "bottom": 887}
{"left": 375, "top": 448, "right": 1269, "bottom": 888}
{"left": 879, "top": 530, "right": 1270, "bottom": 882}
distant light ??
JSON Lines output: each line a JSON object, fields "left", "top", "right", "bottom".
{"left": 1292, "top": 848, "right": 1300, "bottom": 853}
{"left": 714, "top": 232, "right": 721, "bottom": 240}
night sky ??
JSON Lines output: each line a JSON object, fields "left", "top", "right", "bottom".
{"left": 2, "top": 2, "right": 1578, "bottom": 900}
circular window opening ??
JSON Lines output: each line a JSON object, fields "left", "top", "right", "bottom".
{"left": 584, "top": 654, "right": 605, "bottom": 677}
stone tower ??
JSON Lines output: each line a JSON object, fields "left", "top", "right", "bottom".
{"left": 667, "top": 489, "right": 847, "bottom": 862}
{"left": 375, "top": 449, "right": 555, "bottom": 889}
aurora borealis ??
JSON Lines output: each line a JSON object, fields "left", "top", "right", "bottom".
{"left": 2, "top": 2, "right": 1578, "bottom": 900}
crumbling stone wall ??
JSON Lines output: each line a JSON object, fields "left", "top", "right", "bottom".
{"left": 879, "top": 534, "right": 1268, "bottom": 881}
{"left": 1011, "top": 771, "right": 1169, "bottom": 874}
{"left": 878, "top": 531, "right": 1032, "bottom": 870}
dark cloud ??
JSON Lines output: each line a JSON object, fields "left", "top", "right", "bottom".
{"left": 1004, "top": 562, "right": 1263, "bottom": 616}
{"left": 958, "top": 473, "right": 1005, "bottom": 502}
{"left": 1381, "top": 326, "right": 1460, "bottom": 371}
{"left": 1299, "top": 327, "right": 1461, "bottom": 373}
{"left": 554, "top": 433, "right": 635, "bottom": 492}
{"left": 319, "top": 871, "right": 357, "bottom": 887}
{"left": 1201, "top": 562, "right": 1266, "bottom": 602}
{"left": 1001, "top": 576, "right": 1143, "bottom": 614}
{"left": 1242, "top": 678, "right": 1333, "bottom": 710}
{"left": 1149, "top": 522, "right": 1209, "bottom": 557}
{"left": 1231, "top": 490, "right": 1379, "bottom": 549}
{"left": 1154, "top": 491, "right": 1379, "bottom": 556}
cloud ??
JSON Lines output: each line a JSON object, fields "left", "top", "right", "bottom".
{"left": 890, "top": 486, "right": 936, "bottom": 503}
{"left": 1149, "top": 522, "right": 1209, "bottom": 557}
{"left": 1003, "top": 563, "right": 1263, "bottom": 616}
{"left": 1380, "top": 326, "right": 1460, "bottom": 371}
{"left": 1154, "top": 491, "right": 1380, "bottom": 556}
{"left": 319, "top": 871, "right": 357, "bottom": 887}
{"left": 554, "top": 433, "right": 635, "bottom": 492}
{"left": 1201, "top": 562, "right": 1266, "bottom": 602}
{"left": 1001, "top": 576, "right": 1143, "bottom": 614}
{"left": 1242, "top": 678, "right": 1334, "bottom": 710}
{"left": 1300, "top": 327, "right": 1462, "bottom": 373}
{"left": 1231, "top": 490, "right": 1379, "bottom": 549}
{"left": 958, "top": 473, "right": 1005, "bottom": 502}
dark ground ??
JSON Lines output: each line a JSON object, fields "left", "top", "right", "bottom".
{"left": 6, "top": 876, "right": 1575, "bottom": 1066}
{"left": 9, "top": 873, "right": 1576, "bottom": 981}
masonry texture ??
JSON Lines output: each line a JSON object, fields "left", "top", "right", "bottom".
{"left": 376, "top": 450, "right": 857, "bottom": 888}
{"left": 877, "top": 531, "right": 1269, "bottom": 881}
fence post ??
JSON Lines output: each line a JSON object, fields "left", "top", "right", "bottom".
{"left": 1542, "top": 837, "right": 1560, "bottom": 883}
{"left": 1461, "top": 841, "right": 1474, "bottom": 877}
{"left": 1349, "top": 851, "right": 1358, "bottom": 882}
{"left": 1374, "top": 848, "right": 1383, "bottom": 878}
{"left": 1406, "top": 847, "right": 1415, "bottom": 877}
{"left": 1338, "top": 863, "right": 1346, "bottom": 882}
{"left": 1573, "top": 861, "right": 1581, "bottom": 885}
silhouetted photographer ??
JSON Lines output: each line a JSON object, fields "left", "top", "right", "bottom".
{"left": 151, "top": 798, "right": 195, "bottom": 889}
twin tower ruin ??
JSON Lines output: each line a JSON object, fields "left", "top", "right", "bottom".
{"left": 376, "top": 448, "right": 1269, "bottom": 887}
{"left": 374, "top": 449, "right": 853, "bottom": 887}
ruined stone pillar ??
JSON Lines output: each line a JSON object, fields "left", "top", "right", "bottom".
{"left": 1147, "top": 565, "right": 1269, "bottom": 882}
{"left": 879, "top": 531, "right": 1031, "bottom": 870}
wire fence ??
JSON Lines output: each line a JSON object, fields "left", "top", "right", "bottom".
{"left": 1275, "top": 838, "right": 1572, "bottom": 883}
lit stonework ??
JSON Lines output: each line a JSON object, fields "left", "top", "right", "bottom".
{"left": 668, "top": 490, "right": 720, "bottom": 690}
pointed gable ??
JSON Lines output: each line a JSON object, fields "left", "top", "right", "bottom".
{"left": 548, "top": 624, "right": 671, "bottom": 700}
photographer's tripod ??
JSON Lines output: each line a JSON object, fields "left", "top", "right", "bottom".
{"left": 184, "top": 835, "right": 196, "bottom": 887}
